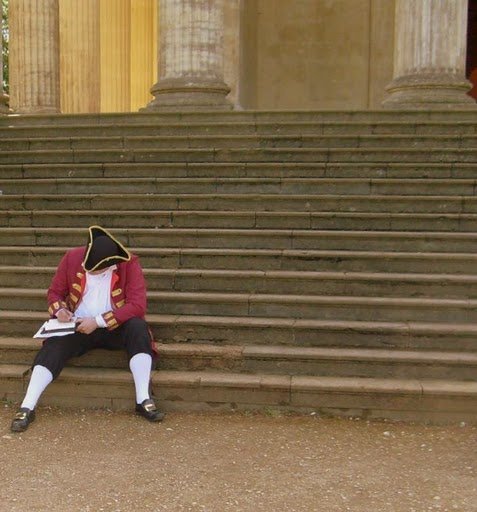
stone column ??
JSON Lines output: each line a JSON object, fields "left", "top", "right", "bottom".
{"left": 9, "top": 0, "right": 60, "bottom": 113}
{"left": 100, "top": 0, "right": 130, "bottom": 112}
{"left": 383, "top": 0, "right": 475, "bottom": 109}
{"left": 143, "top": 0, "right": 232, "bottom": 110}
{"left": 130, "top": 0, "right": 157, "bottom": 111}
{"left": 223, "top": 0, "right": 241, "bottom": 108}
{"left": 0, "top": 14, "right": 9, "bottom": 114}
{"left": 59, "top": 0, "right": 100, "bottom": 113}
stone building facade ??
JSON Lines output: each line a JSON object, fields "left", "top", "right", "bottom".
{"left": 1, "top": 0, "right": 476, "bottom": 114}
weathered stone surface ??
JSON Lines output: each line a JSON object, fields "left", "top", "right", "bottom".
{"left": 144, "top": 0, "right": 232, "bottom": 111}
{"left": 1, "top": 111, "right": 477, "bottom": 423}
{"left": 9, "top": 0, "right": 60, "bottom": 114}
{"left": 383, "top": 0, "right": 476, "bottom": 109}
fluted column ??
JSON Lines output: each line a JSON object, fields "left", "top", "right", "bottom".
{"left": 0, "top": 14, "right": 8, "bottom": 114}
{"left": 130, "top": 0, "right": 157, "bottom": 111}
{"left": 59, "top": 0, "right": 100, "bottom": 113}
{"left": 9, "top": 0, "right": 60, "bottom": 113}
{"left": 144, "top": 0, "right": 232, "bottom": 110}
{"left": 100, "top": 0, "right": 130, "bottom": 112}
{"left": 383, "top": 0, "right": 475, "bottom": 109}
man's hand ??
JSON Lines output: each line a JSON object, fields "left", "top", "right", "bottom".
{"left": 56, "top": 308, "right": 73, "bottom": 323}
{"left": 76, "top": 317, "right": 98, "bottom": 335}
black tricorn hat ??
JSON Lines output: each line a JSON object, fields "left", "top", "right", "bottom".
{"left": 82, "top": 225, "right": 131, "bottom": 272}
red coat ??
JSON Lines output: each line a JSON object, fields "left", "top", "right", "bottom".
{"left": 47, "top": 247, "right": 148, "bottom": 331}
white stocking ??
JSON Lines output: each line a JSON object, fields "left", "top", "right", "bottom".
{"left": 21, "top": 365, "right": 53, "bottom": 410}
{"left": 129, "top": 353, "right": 152, "bottom": 404}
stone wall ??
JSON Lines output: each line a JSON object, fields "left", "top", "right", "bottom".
{"left": 239, "top": 0, "right": 395, "bottom": 110}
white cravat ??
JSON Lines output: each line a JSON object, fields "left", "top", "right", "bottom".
{"left": 74, "top": 265, "right": 116, "bottom": 327}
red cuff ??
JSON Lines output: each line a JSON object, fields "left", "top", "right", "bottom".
{"left": 48, "top": 301, "right": 68, "bottom": 317}
{"left": 102, "top": 311, "right": 119, "bottom": 331}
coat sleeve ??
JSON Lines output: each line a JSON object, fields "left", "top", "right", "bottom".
{"left": 101, "top": 257, "right": 147, "bottom": 330}
{"left": 47, "top": 251, "right": 71, "bottom": 317}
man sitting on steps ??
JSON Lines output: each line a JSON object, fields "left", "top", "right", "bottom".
{"left": 11, "top": 225, "right": 164, "bottom": 432}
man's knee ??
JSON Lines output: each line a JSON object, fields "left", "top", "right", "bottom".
{"left": 121, "top": 317, "right": 149, "bottom": 336}
{"left": 33, "top": 338, "right": 71, "bottom": 379}
{"left": 120, "top": 318, "right": 153, "bottom": 357}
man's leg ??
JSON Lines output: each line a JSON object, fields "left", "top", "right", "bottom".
{"left": 20, "top": 365, "right": 53, "bottom": 410}
{"left": 11, "top": 333, "right": 95, "bottom": 432}
{"left": 104, "top": 317, "right": 164, "bottom": 422}
{"left": 129, "top": 352, "right": 153, "bottom": 405}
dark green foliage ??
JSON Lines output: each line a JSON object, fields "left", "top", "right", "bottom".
{"left": 2, "top": 0, "right": 8, "bottom": 94}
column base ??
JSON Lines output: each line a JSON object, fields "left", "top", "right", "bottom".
{"left": 141, "top": 77, "right": 233, "bottom": 112}
{"left": 13, "top": 106, "right": 61, "bottom": 114}
{"left": 0, "top": 94, "right": 9, "bottom": 114}
{"left": 382, "top": 73, "right": 477, "bottom": 109}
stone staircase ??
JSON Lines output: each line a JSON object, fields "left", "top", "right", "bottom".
{"left": 1, "top": 110, "right": 477, "bottom": 422}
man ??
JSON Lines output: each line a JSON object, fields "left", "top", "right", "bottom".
{"left": 11, "top": 225, "right": 164, "bottom": 432}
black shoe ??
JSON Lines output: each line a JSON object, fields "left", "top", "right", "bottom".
{"left": 11, "top": 407, "right": 36, "bottom": 433}
{"left": 135, "top": 398, "right": 165, "bottom": 422}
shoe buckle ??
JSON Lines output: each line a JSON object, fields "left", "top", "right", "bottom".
{"left": 144, "top": 403, "right": 156, "bottom": 412}
{"left": 15, "top": 412, "right": 27, "bottom": 420}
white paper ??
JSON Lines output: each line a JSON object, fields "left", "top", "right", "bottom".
{"left": 33, "top": 318, "right": 77, "bottom": 339}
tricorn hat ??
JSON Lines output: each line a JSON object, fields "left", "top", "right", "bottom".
{"left": 82, "top": 225, "right": 131, "bottom": 272}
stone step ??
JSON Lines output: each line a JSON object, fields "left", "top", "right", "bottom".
{"left": 2, "top": 110, "right": 476, "bottom": 126}
{"left": 2, "top": 162, "right": 477, "bottom": 180}
{"left": 3, "top": 194, "right": 477, "bottom": 214}
{"left": 3, "top": 310, "right": 477, "bottom": 351}
{"left": 3, "top": 287, "right": 477, "bottom": 323}
{"left": 2, "top": 363, "right": 477, "bottom": 422}
{"left": 2, "top": 134, "right": 477, "bottom": 152}
{"left": 1, "top": 147, "right": 476, "bottom": 165}
{"left": 0, "top": 227, "right": 477, "bottom": 252}
{"left": 0, "top": 121, "right": 476, "bottom": 138}
{"left": 1, "top": 246, "right": 476, "bottom": 274}
{"left": 4, "top": 209, "right": 477, "bottom": 231}
{"left": 3, "top": 336, "right": 477, "bottom": 380}
{"left": 2, "top": 177, "right": 477, "bottom": 196}
{"left": 0, "top": 337, "right": 130, "bottom": 369}
{"left": 2, "top": 265, "right": 477, "bottom": 299}
{"left": 1, "top": 109, "right": 476, "bottom": 423}
{"left": 156, "top": 344, "right": 477, "bottom": 381}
